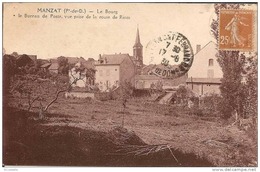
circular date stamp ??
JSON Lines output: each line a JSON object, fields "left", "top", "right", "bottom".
{"left": 146, "top": 32, "right": 194, "bottom": 79}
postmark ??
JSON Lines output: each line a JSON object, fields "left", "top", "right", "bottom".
{"left": 145, "top": 32, "right": 194, "bottom": 79}
{"left": 219, "top": 9, "right": 254, "bottom": 51}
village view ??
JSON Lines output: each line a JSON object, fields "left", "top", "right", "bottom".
{"left": 3, "top": 3, "right": 257, "bottom": 168}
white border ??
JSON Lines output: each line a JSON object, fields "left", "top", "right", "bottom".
{"left": 1, "top": 1, "right": 259, "bottom": 172}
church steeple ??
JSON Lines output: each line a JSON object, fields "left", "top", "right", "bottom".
{"left": 133, "top": 26, "right": 143, "bottom": 75}
{"left": 134, "top": 27, "right": 142, "bottom": 47}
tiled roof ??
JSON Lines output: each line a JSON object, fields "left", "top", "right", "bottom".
{"left": 96, "top": 53, "right": 130, "bottom": 65}
{"left": 194, "top": 41, "right": 217, "bottom": 56}
{"left": 49, "top": 63, "right": 59, "bottom": 70}
{"left": 50, "top": 59, "right": 58, "bottom": 63}
{"left": 186, "top": 78, "right": 221, "bottom": 84}
{"left": 40, "top": 62, "right": 52, "bottom": 68}
{"left": 142, "top": 64, "right": 156, "bottom": 74}
{"left": 82, "top": 61, "right": 95, "bottom": 69}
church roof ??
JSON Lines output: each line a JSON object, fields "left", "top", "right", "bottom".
{"left": 133, "top": 27, "right": 143, "bottom": 47}
{"left": 96, "top": 53, "right": 131, "bottom": 66}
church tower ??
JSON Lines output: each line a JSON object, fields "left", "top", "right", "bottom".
{"left": 133, "top": 27, "right": 143, "bottom": 74}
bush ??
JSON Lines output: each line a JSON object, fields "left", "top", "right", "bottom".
{"left": 95, "top": 92, "right": 113, "bottom": 101}
{"left": 189, "top": 106, "right": 204, "bottom": 116}
{"left": 132, "top": 89, "right": 151, "bottom": 97}
{"left": 200, "top": 94, "right": 222, "bottom": 117}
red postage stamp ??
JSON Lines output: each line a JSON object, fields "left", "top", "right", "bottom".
{"left": 219, "top": 9, "right": 254, "bottom": 51}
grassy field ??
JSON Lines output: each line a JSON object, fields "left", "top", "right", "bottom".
{"left": 5, "top": 95, "right": 257, "bottom": 167}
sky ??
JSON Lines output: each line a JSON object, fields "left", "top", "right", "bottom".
{"left": 4, "top": 3, "right": 217, "bottom": 64}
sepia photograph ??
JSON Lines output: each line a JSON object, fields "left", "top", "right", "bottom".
{"left": 2, "top": 1, "right": 258, "bottom": 169}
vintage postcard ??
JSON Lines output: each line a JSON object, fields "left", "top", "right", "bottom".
{"left": 2, "top": 2, "right": 258, "bottom": 169}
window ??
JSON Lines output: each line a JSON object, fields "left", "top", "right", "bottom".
{"left": 106, "top": 80, "right": 110, "bottom": 89}
{"left": 209, "top": 59, "right": 214, "bottom": 66}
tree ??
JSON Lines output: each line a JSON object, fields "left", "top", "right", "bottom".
{"left": 243, "top": 53, "right": 257, "bottom": 126}
{"left": 69, "top": 62, "right": 96, "bottom": 90}
{"left": 12, "top": 74, "right": 79, "bottom": 120}
{"left": 3, "top": 55, "right": 17, "bottom": 96}
{"left": 175, "top": 85, "right": 189, "bottom": 106}
{"left": 211, "top": 4, "right": 247, "bottom": 119}
{"left": 118, "top": 81, "right": 134, "bottom": 127}
{"left": 57, "top": 56, "right": 69, "bottom": 75}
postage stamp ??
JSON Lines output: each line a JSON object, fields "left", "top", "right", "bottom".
{"left": 219, "top": 9, "right": 254, "bottom": 51}
{"left": 145, "top": 32, "right": 194, "bottom": 79}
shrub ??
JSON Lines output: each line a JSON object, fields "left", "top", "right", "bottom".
{"left": 189, "top": 106, "right": 204, "bottom": 117}
{"left": 95, "top": 92, "right": 112, "bottom": 101}
{"left": 200, "top": 94, "right": 222, "bottom": 117}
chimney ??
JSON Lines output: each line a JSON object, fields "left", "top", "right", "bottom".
{"left": 98, "top": 54, "right": 103, "bottom": 64}
{"left": 196, "top": 45, "right": 201, "bottom": 54}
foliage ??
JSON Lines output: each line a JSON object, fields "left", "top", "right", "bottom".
{"left": 211, "top": 4, "right": 248, "bottom": 119}
{"left": 243, "top": 54, "right": 257, "bottom": 126}
{"left": 10, "top": 72, "right": 73, "bottom": 120}
{"left": 211, "top": 4, "right": 257, "bottom": 142}
{"left": 57, "top": 56, "right": 69, "bottom": 75}
{"left": 175, "top": 85, "right": 189, "bottom": 106}
{"left": 16, "top": 54, "right": 34, "bottom": 68}
{"left": 3, "top": 55, "right": 17, "bottom": 96}
{"left": 119, "top": 81, "right": 134, "bottom": 100}
{"left": 176, "top": 85, "right": 188, "bottom": 99}
{"left": 86, "top": 68, "right": 96, "bottom": 81}
{"left": 200, "top": 94, "right": 222, "bottom": 116}
{"left": 189, "top": 106, "right": 204, "bottom": 117}
{"left": 69, "top": 63, "right": 96, "bottom": 90}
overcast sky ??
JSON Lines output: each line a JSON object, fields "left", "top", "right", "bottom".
{"left": 4, "top": 3, "right": 218, "bottom": 64}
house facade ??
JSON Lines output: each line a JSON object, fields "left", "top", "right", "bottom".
{"left": 95, "top": 54, "right": 135, "bottom": 92}
{"left": 186, "top": 42, "right": 223, "bottom": 96}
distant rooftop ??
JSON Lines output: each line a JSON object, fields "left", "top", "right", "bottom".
{"left": 96, "top": 53, "right": 131, "bottom": 65}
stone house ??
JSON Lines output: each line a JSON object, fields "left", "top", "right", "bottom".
{"left": 95, "top": 53, "right": 136, "bottom": 92}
